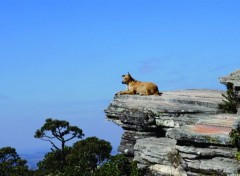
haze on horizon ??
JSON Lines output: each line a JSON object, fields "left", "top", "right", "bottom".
{"left": 0, "top": 0, "right": 239, "bottom": 162}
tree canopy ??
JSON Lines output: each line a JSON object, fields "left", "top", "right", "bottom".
{"left": 34, "top": 118, "right": 84, "bottom": 168}
{"left": 2, "top": 118, "right": 142, "bottom": 176}
{"left": 34, "top": 118, "right": 84, "bottom": 151}
{"left": 66, "top": 137, "right": 112, "bottom": 175}
{"left": 94, "top": 154, "right": 141, "bottom": 176}
{"left": 35, "top": 137, "right": 112, "bottom": 176}
{"left": 0, "top": 147, "right": 32, "bottom": 176}
{"left": 219, "top": 83, "right": 240, "bottom": 113}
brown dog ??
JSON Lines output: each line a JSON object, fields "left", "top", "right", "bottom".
{"left": 116, "top": 73, "right": 162, "bottom": 96}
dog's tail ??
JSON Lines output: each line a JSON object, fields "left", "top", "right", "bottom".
{"left": 155, "top": 87, "right": 163, "bottom": 96}
{"left": 155, "top": 92, "right": 163, "bottom": 96}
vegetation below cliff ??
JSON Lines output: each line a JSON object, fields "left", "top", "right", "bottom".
{"left": 0, "top": 118, "right": 141, "bottom": 176}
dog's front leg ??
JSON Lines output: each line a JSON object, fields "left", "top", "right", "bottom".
{"left": 115, "top": 90, "right": 135, "bottom": 95}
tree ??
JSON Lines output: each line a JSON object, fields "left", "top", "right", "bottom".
{"left": 94, "top": 154, "right": 142, "bottom": 176}
{"left": 219, "top": 83, "right": 240, "bottom": 114}
{"left": 34, "top": 118, "right": 141, "bottom": 176}
{"left": 0, "top": 147, "right": 32, "bottom": 176}
{"left": 34, "top": 118, "right": 84, "bottom": 169}
{"left": 34, "top": 147, "right": 72, "bottom": 176}
{"left": 66, "top": 137, "right": 112, "bottom": 175}
{"left": 35, "top": 137, "right": 112, "bottom": 176}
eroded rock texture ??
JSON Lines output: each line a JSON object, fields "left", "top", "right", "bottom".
{"left": 105, "top": 89, "right": 240, "bottom": 175}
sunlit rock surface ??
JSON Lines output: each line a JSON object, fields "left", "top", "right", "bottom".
{"left": 220, "top": 69, "right": 240, "bottom": 87}
{"left": 105, "top": 89, "right": 240, "bottom": 175}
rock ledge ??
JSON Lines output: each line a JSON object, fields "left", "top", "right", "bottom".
{"left": 105, "top": 89, "right": 240, "bottom": 175}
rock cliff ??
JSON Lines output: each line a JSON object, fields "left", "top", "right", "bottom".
{"left": 105, "top": 88, "right": 240, "bottom": 175}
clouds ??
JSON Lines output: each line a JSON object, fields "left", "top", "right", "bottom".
{"left": 0, "top": 93, "right": 10, "bottom": 101}
{"left": 137, "top": 58, "right": 167, "bottom": 74}
{"left": 210, "top": 62, "right": 240, "bottom": 73}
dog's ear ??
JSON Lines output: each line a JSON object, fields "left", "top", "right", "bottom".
{"left": 128, "top": 72, "right": 132, "bottom": 77}
{"left": 122, "top": 74, "right": 125, "bottom": 77}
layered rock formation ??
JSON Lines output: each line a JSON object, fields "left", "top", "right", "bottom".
{"left": 105, "top": 88, "right": 240, "bottom": 175}
{"left": 105, "top": 70, "right": 240, "bottom": 175}
{"left": 220, "top": 70, "right": 240, "bottom": 88}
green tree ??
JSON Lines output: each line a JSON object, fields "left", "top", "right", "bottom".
{"left": 35, "top": 147, "right": 72, "bottom": 176}
{"left": 35, "top": 137, "right": 112, "bottom": 176}
{"left": 65, "top": 137, "right": 112, "bottom": 175}
{"left": 94, "top": 154, "right": 142, "bottom": 176}
{"left": 0, "top": 147, "right": 32, "bottom": 176}
{"left": 219, "top": 83, "right": 240, "bottom": 114}
{"left": 34, "top": 118, "right": 84, "bottom": 169}
{"left": 34, "top": 118, "right": 141, "bottom": 176}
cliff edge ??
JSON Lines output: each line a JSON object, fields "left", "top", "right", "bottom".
{"left": 105, "top": 71, "right": 240, "bottom": 176}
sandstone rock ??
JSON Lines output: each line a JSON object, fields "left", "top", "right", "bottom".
{"left": 185, "top": 157, "right": 239, "bottom": 175}
{"left": 149, "top": 164, "right": 187, "bottom": 176}
{"left": 105, "top": 89, "right": 240, "bottom": 175}
{"left": 118, "top": 130, "right": 156, "bottom": 156}
{"left": 134, "top": 137, "right": 177, "bottom": 166}
{"left": 155, "top": 114, "right": 205, "bottom": 128}
{"left": 105, "top": 90, "right": 224, "bottom": 120}
{"left": 105, "top": 90, "right": 224, "bottom": 131}
{"left": 134, "top": 137, "right": 188, "bottom": 175}
{"left": 179, "top": 152, "right": 198, "bottom": 159}
{"left": 219, "top": 69, "right": 240, "bottom": 87}
{"left": 166, "top": 125, "right": 232, "bottom": 145}
{"left": 166, "top": 113, "right": 240, "bottom": 145}
{"left": 176, "top": 145, "right": 237, "bottom": 158}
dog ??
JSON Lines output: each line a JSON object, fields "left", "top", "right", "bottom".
{"left": 116, "top": 73, "right": 162, "bottom": 96}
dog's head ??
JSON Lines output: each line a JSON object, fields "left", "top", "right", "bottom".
{"left": 121, "top": 72, "right": 134, "bottom": 84}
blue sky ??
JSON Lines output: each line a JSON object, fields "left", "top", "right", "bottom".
{"left": 0, "top": 0, "right": 240, "bottom": 161}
